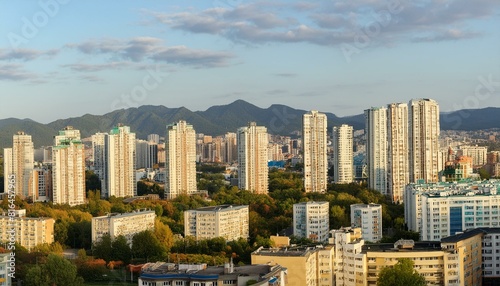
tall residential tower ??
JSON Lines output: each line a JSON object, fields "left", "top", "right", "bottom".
{"left": 409, "top": 99, "right": 440, "bottom": 183}
{"left": 332, "top": 125, "right": 353, "bottom": 184}
{"left": 237, "top": 122, "right": 268, "bottom": 194}
{"left": 303, "top": 111, "right": 328, "bottom": 193}
{"left": 165, "top": 120, "right": 197, "bottom": 199}
{"left": 365, "top": 107, "right": 388, "bottom": 195}
{"left": 387, "top": 103, "right": 409, "bottom": 203}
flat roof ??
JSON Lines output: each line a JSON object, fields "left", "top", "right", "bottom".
{"left": 190, "top": 205, "right": 248, "bottom": 212}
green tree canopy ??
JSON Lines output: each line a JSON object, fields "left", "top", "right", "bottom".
{"left": 24, "top": 254, "right": 84, "bottom": 286}
{"left": 377, "top": 258, "right": 426, "bottom": 286}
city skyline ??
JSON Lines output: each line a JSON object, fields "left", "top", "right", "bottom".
{"left": 1, "top": 1, "right": 500, "bottom": 123}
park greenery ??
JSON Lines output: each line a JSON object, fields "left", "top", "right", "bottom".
{"left": 2, "top": 166, "right": 415, "bottom": 283}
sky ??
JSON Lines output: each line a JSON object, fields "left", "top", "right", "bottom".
{"left": 0, "top": 0, "right": 500, "bottom": 123}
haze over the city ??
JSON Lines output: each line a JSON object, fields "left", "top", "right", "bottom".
{"left": 1, "top": 0, "right": 500, "bottom": 123}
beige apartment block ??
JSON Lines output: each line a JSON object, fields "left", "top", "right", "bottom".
{"left": 91, "top": 209, "right": 155, "bottom": 246}
{"left": 0, "top": 209, "right": 54, "bottom": 251}
{"left": 184, "top": 205, "right": 249, "bottom": 241}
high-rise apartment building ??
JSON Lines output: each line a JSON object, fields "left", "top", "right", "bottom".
{"left": 303, "top": 111, "right": 328, "bottom": 193}
{"left": 165, "top": 120, "right": 197, "bottom": 199}
{"left": 350, "top": 203, "right": 383, "bottom": 242}
{"left": 332, "top": 124, "right": 353, "bottom": 183}
{"left": 387, "top": 102, "right": 409, "bottom": 203}
{"left": 184, "top": 205, "right": 249, "bottom": 241}
{"left": 409, "top": 98, "right": 440, "bottom": 183}
{"left": 92, "top": 125, "right": 137, "bottom": 198}
{"left": 458, "top": 145, "right": 488, "bottom": 167}
{"left": 365, "top": 107, "right": 388, "bottom": 195}
{"left": 405, "top": 180, "right": 500, "bottom": 240}
{"left": 52, "top": 127, "right": 85, "bottom": 206}
{"left": 91, "top": 209, "right": 156, "bottom": 246}
{"left": 136, "top": 139, "right": 158, "bottom": 169}
{"left": 225, "top": 132, "right": 237, "bottom": 163}
{"left": 3, "top": 132, "right": 34, "bottom": 198}
{"left": 293, "top": 201, "right": 330, "bottom": 243}
{"left": 237, "top": 122, "right": 268, "bottom": 194}
{"left": 0, "top": 209, "right": 54, "bottom": 251}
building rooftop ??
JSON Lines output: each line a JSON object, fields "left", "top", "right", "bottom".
{"left": 294, "top": 201, "right": 329, "bottom": 206}
{"left": 93, "top": 209, "right": 155, "bottom": 220}
{"left": 252, "top": 245, "right": 326, "bottom": 257}
{"left": 140, "top": 262, "right": 284, "bottom": 282}
{"left": 441, "top": 228, "right": 495, "bottom": 243}
{"left": 189, "top": 205, "right": 248, "bottom": 212}
{"left": 362, "top": 241, "right": 442, "bottom": 253}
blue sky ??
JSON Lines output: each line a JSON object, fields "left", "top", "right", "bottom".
{"left": 1, "top": 0, "right": 499, "bottom": 123}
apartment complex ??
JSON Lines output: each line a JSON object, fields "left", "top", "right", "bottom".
{"left": 237, "top": 122, "right": 269, "bottom": 194}
{"left": 0, "top": 209, "right": 54, "bottom": 251}
{"left": 364, "top": 107, "right": 388, "bottom": 195}
{"left": 52, "top": 127, "right": 86, "bottom": 206}
{"left": 350, "top": 204, "right": 382, "bottom": 243}
{"left": 91, "top": 209, "right": 156, "bottom": 245}
{"left": 404, "top": 179, "right": 500, "bottom": 240}
{"left": 135, "top": 139, "right": 158, "bottom": 169}
{"left": 92, "top": 125, "right": 137, "bottom": 198}
{"left": 330, "top": 227, "right": 485, "bottom": 286}
{"left": 184, "top": 205, "right": 249, "bottom": 241}
{"left": 387, "top": 102, "right": 409, "bottom": 204}
{"left": 293, "top": 201, "right": 330, "bottom": 243}
{"left": 458, "top": 145, "right": 488, "bottom": 167}
{"left": 252, "top": 245, "right": 334, "bottom": 286}
{"left": 409, "top": 98, "right": 440, "bottom": 183}
{"left": 139, "top": 262, "right": 287, "bottom": 286}
{"left": 165, "top": 120, "right": 197, "bottom": 199}
{"left": 332, "top": 124, "right": 353, "bottom": 184}
{"left": 303, "top": 110, "right": 328, "bottom": 193}
{"left": 3, "top": 132, "right": 34, "bottom": 198}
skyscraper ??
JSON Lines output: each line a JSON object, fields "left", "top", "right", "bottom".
{"left": 52, "top": 127, "right": 85, "bottom": 206}
{"left": 409, "top": 99, "right": 440, "bottom": 183}
{"left": 165, "top": 120, "right": 197, "bottom": 199}
{"left": 303, "top": 111, "right": 328, "bottom": 193}
{"left": 332, "top": 125, "right": 353, "bottom": 184}
{"left": 237, "top": 122, "right": 268, "bottom": 194}
{"left": 92, "top": 125, "right": 137, "bottom": 198}
{"left": 3, "top": 132, "right": 34, "bottom": 198}
{"left": 387, "top": 103, "right": 409, "bottom": 203}
{"left": 365, "top": 107, "right": 388, "bottom": 195}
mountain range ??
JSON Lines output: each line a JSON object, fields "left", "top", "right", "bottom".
{"left": 0, "top": 100, "right": 499, "bottom": 150}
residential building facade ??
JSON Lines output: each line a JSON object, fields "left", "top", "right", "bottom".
{"left": 165, "top": 120, "right": 197, "bottom": 199}
{"left": 3, "top": 132, "right": 34, "bottom": 198}
{"left": 387, "top": 102, "right": 409, "bottom": 203}
{"left": 237, "top": 122, "right": 269, "bottom": 194}
{"left": 0, "top": 209, "right": 54, "bottom": 251}
{"left": 303, "top": 110, "right": 328, "bottom": 193}
{"left": 364, "top": 107, "right": 388, "bottom": 195}
{"left": 333, "top": 125, "right": 354, "bottom": 184}
{"left": 293, "top": 201, "right": 330, "bottom": 243}
{"left": 91, "top": 209, "right": 156, "bottom": 246}
{"left": 409, "top": 98, "right": 440, "bottom": 183}
{"left": 350, "top": 204, "right": 382, "bottom": 243}
{"left": 52, "top": 127, "right": 86, "bottom": 206}
{"left": 184, "top": 205, "right": 249, "bottom": 241}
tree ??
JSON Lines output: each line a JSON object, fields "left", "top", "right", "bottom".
{"left": 92, "top": 234, "right": 113, "bottom": 262}
{"left": 111, "top": 235, "right": 132, "bottom": 264}
{"left": 132, "top": 230, "right": 167, "bottom": 262}
{"left": 377, "top": 258, "right": 426, "bottom": 286}
{"left": 24, "top": 254, "right": 84, "bottom": 286}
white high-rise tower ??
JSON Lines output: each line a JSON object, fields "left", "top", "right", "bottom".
{"left": 52, "top": 126, "right": 85, "bottom": 206}
{"left": 409, "top": 99, "right": 440, "bottom": 183}
{"left": 165, "top": 120, "right": 197, "bottom": 199}
{"left": 3, "top": 132, "right": 34, "bottom": 198}
{"left": 237, "top": 122, "right": 268, "bottom": 194}
{"left": 303, "top": 111, "right": 328, "bottom": 193}
{"left": 387, "top": 103, "right": 409, "bottom": 203}
{"left": 333, "top": 125, "right": 353, "bottom": 184}
{"left": 365, "top": 107, "right": 388, "bottom": 195}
